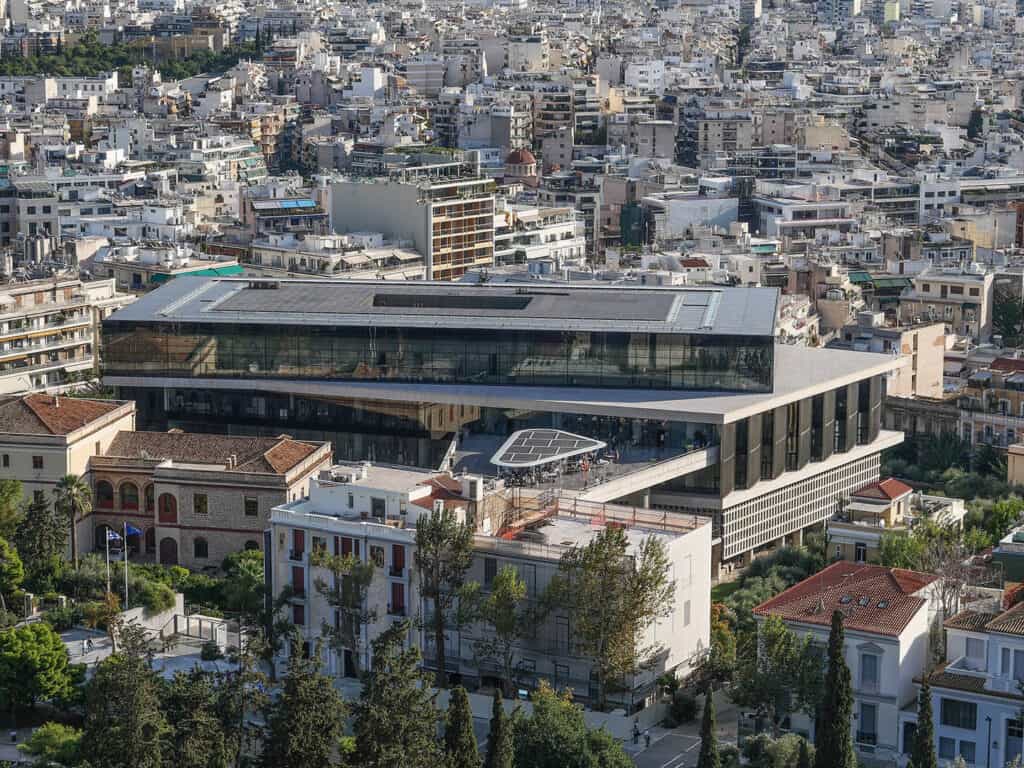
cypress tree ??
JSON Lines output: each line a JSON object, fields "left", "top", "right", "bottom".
{"left": 813, "top": 610, "right": 855, "bottom": 768}
{"left": 445, "top": 686, "right": 480, "bottom": 768}
{"left": 484, "top": 689, "right": 513, "bottom": 768}
{"left": 696, "top": 685, "right": 720, "bottom": 768}
{"left": 911, "top": 680, "right": 938, "bottom": 768}
{"left": 797, "top": 737, "right": 813, "bottom": 768}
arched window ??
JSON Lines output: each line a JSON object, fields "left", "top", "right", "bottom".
{"left": 244, "top": 540, "right": 261, "bottom": 551}
{"left": 94, "top": 524, "right": 113, "bottom": 551}
{"left": 120, "top": 482, "right": 139, "bottom": 511}
{"left": 158, "top": 493, "right": 177, "bottom": 524}
{"left": 194, "top": 537, "right": 209, "bottom": 559}
{"left": 144, "top": 484, "right": 155, "bottom": 513}
{"left": 159, "top": 537, "right": 178, "bottom": 565}
{"left": 95, "top": 481, "right": 114, "bottom": 509}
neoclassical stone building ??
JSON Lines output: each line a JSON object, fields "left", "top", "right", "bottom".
{"left": 85, "top": 430, "right": 331, "bottom": 569}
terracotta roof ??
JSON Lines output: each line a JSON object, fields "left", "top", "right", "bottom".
{"left": 851, "top": 477, "right": 914, "bottom": 501}
{"left": 944, "top": 610, "right": 998, "bottom": 632}
{"left": 680, "top": 258, "right": 710, "bottom": 268}
{"left": 982, "top": 602, "right": 1024, "bottom": 636}
{"left": 505, "top": 147, "right": 536, "bottom": 166}
{"left": 754, "top": 561, "right": 937, "bottom": 637}
{"left": 0, "top": 394, "right": 126, "bottom": 436}
{"left": 990, "top": 357, "right": 1024, "bottom": 374}
{"left": 926, "top": 661, "right": 1024, "bottom": 701}
{"left": 104, "top": 431, "right": 327, "bottom": 475}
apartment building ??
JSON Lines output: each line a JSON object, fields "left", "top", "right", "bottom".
{"left": 898, "top": 269, "right": 994, "bottom": 343}
{"left": 86, "top": 430, "right": 331, "bottom": 567}
{"left": 755, "top": 562, "right": 939, "bottom": 765}
{"left": 330, "top": 161, "right": 496, "bottom": 281}
{"left": 832, "top": 313, "right": 946, "bottom": 399}
{"left": 268, "top": 462, "right": 711, "bottom": 711}
{"left": 0, "top": 393, "right": 136, "bottom": 504}
{"left": 956, "top": 357, "right": 1024, "bottom": 448}
{"left": 923, "top": 598, "right": 1024, "bottom": 767}
{"left": 0, "top": 276, "right": 132, "bottom": 394}
{"left": 493, "top": 203, "right": 586, "bottom": 266}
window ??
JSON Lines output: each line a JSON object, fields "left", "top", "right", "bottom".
{"left": 95, "top": 480, "right": 114, "bottom": 509}
{"left": 684, "top": 600, "right": 691, "bottom": 627}
{"left": 245, "top": 540, "right": 260, "bottom": 551}
{"left": 855, "top": 542, "right": 867, "bottom": 563}
{"left": 861, "top": 653, "right": 879, "bottom": 689}
{"left": 858, "top": 703, "right": 877, "bottom": 745}
{"left": 311, "top": 536, "right": 326, "bottom": 555}
{"left": 194, "top": 537, "right": 208, "bottom": 559}
{"left": 1013, "top": 648, "right": 1024, "bottom": 682}
{"left": 120, "top": 483, "right": 139, "bottom": 511}
{"left": 959, "top": 740, "right": 976, "bottom": 764}
{"left": 291, "top": 565, "right": 304, "bottom": 595}
{"left": 31, "top": 455, "right": 43, "bottom": 470}
{"left": 158, "top": 493, "right": 177, "bottom": 523}
{"left": 244, "top": 497, "right": 258, "bottom": 517}
{"left": 292, "top": 603, "right": 304, "bottom": 625}
{"left": 370, "top": 497, "right": 386, "bottom": 519}
{"left": 370, "top": 545, "right": 384, "bottom": 567}
{"left": 965, "top": 637, "right": 985, "bottom": 667}
{"left": 33, "top": 490, "right": 44, "bottom": 504}
{"left": 194, "top": 493, "right": 208, "bottom": 515}
{"left": 939, "top": 737, "right": 956, "bottom": 760}
{"left": 347, "top": 493, "right": 354, "bottom": 509}
{"left": 1, "top": 455, "right": 7, "bottom": 468}
{"left": 390, "top": 582, "right": 405, "bottom": 615}
{"left": 1002, "top": 647, "right": 1011, "bottom": 676}
{"left": 391, "top": 544, "right": 405, "bottom": 576}
{"left": 484, "top": 557, "right": 497, "bottom": 587}
{"left": 969, "top": 287, "right": 979, "bottom": 297}
{"left": 940, "top": 698, "right": 977, "bottom": 730}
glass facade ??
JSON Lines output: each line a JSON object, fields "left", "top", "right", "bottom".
{"left": 103, "top": 321, "right": 774, "bottom": 393}
{"left": 120, "top": 386, "right": 719, "bottom": 473}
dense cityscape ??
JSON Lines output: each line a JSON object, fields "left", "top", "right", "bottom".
{"left": 0, "top": 0, "right": 1016, "bottom": 765}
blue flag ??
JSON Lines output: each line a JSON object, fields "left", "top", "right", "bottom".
{"left": 125, "top": 524, "right": 142, "bottom": 536}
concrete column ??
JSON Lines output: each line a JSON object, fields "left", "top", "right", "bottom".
{"left": 789, "top": 528, "right": 804, "bottom": 548}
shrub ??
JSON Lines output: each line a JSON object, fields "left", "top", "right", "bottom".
{"left": 42, "top": 604, "right": 81, "bottom": 631}
{"left": 18, "top": 722, "right": 81, "bottom": 765}
{"left": 667, "top": 690, "right": 698, "bottom": 726}
{"left": 137, "top": 581, "right": 175, "bottom": 616}
{"left": 200, "top": 639, "right": 223, "bottom": 661}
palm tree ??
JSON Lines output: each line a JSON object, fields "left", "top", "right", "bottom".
{"left": 54, "top": 474, "right": 91, "bottom": 570}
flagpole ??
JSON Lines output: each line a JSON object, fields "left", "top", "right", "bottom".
{"left": 105, "top": 528, "right": 111, "bottom": 594}
{"left": 124, "top": 522, "right": 129, "bottom": 607}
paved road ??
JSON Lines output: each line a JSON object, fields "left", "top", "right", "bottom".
{"left": 632, "top": 690, "right": 739, "bottom": 768}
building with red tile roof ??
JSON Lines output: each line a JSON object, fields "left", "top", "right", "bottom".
{"left": 754, "top": 561, "right": 938, "bottom": 762}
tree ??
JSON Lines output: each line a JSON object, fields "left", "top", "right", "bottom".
{"left": 484, "top": 689, "right": 513, "bottom": 768}
{"left": 414, "top": 507, "right": 474, "bottom": 688}
{"left": 511, "top": 680, "right": 631, "bottom": 768}
{"left": 309, "top": 547, "right": 376, "bottom": 678}
{"left": 262, "top": 646, "right": 346, "bottom": 768}
{"left": 967, "top": 107, "right": 985, "bottom": 141}
{"left": 220, "top": 549, "right": 267, "bottom": 623}
{"left": 700, "top": 603, "right": 737, "bottom": 686}
{"left": 82, "top": 591, "right": 123, "bottom": 653}
{"left": 18, "top": 722, "right": 81, "bottom": 766}
{"left": 0, "top": 623, "right": 73, "bottom": 717}
{"left": 813, "top": 611, "right": 855, "bottom": 768}
{"left": 163, "top": 670, "right": 230, "bottom": 768}
{"left": 0, "top": 537, "right": 23, "bottom": 613}
{"left": 697, "top": 686, "right": 720, "bottom": 768}
{"left": 0, "top": 480, "right": 22, "bottom": 539}
{"left": 14, "top": 494, "right": 67, "bottom": 592}
{"left": 797, "top": 737, "right": 813, "bottom": 768}
{"left": 54, "top": 474, "right": 92, "bottom": 570}
{"left": 878, "top": 531, "right": 925, "bottom": 570}
{"left": 79, "top": 627, "right": 168, "bottom": 768}
{"left": 445, "top": 686, "right": 479, "bottom": 768}
{"left": 731, "top": 616, "right": 822, "bottom": 734}
{"left": 352, "top": 620, "right": 443, "bottom": 768}
{"left": 993, "top": 285, "right": 1024, "bottom": 346}
{"left": 546, "top": 526, "right": 675, "bottom": 711}
{"left": 468, "top": 564, "right": 531, "bottom": 696}
{"left": 215, "top": 638, "right": 270, "bottom": 768}
{"left": 911, "top": 680, "right": 937, "bottom": 768}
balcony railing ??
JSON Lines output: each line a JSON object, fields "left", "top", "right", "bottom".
{"left": 387, "top": 604, "right": 406, "bottom": 617}
{"left": 288, "top": 549, "right": 304, "bottom": 562}
{"left": 389, "top": 565, "right": 404, "bottom": 578}
{"left": 855, "top": 732, "right": 877, "bottom": 746}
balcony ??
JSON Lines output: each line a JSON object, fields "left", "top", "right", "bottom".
{"left": 387, "top": 604, "right": 406, "bottom": 617}
{"left": 946, "top": 655, "right": 1022, "bottom": 695}
{"left": 389, "top": 565, "right": 404, "bottom": 578}
{"left": 288, "top": 549, "right": 305, "bottom": 562}
{"left": 855, "top": 732, "right": 877, "bottom": 746}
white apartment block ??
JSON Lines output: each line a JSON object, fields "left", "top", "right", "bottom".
{"left": 269, "top": 462, "right": 712, "bottom": 711}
